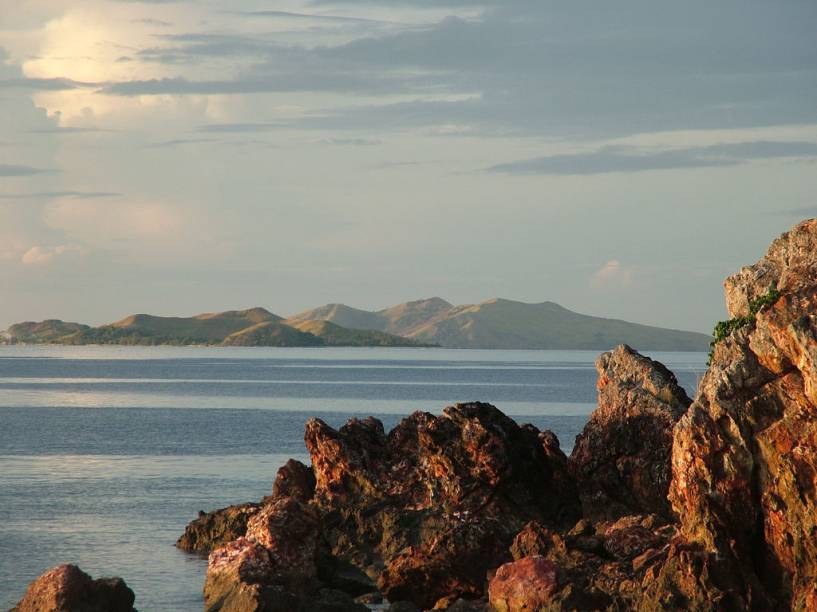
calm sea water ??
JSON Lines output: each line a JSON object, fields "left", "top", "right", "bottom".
{"left": 0, "top": 346, "right": 706, "bottom": 610}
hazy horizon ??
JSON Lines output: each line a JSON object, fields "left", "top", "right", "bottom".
{"left": 2, "top": 0, "right": 816, "bottom": 333}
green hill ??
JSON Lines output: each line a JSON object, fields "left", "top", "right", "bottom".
{"left": 221, "top": 321, "right": 324, "bottom": 347}
{"left": 289, "top": 319, "right": 435, "bottom": 347}
{"left": 2, "top": 320, "right": 90, "bottom": 344}
{"left": 59, "top": 307, "right": 284, "bottom": 346}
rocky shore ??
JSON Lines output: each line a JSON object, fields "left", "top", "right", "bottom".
{"left": 13, "top": 218, "right": 817, "bottom": 611}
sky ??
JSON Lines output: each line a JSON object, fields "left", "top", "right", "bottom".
{"left": 1, "top": 0, "right": 816, "bottom": 333}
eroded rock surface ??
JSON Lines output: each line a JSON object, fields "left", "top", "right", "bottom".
{"left": 669, "top": 217, "right": 817, "bottom": 609}
{"left": 570, "top": 344, "right": 691, "bottom": 521}
{"left": 177, "top": 502, "right": 262, "bottom": 553}
{"left": 12, "top": 564, "right": 135, "bottom": 612}
{"left": 305, "top": 402, "right": 580, "bottom": 609}
{"left": 189, "top": 402, "right": 580, "bottom": 610}
{"left": 724, "top": 217, "right": 817, "bottom": 318}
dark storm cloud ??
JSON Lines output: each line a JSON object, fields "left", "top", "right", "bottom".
{"left": 486, "top": 141, "right": 817, "bottom": 176}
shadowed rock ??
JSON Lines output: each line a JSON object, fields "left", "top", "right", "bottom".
{"left": 571, "top": 344, "right": 691, "bottom": 521}
{"left": 177, "top": 502, "right": 262, "bottom": 553}
{"left": 12, "top": 564, "right": 135, "bottom": 612}
{"left": 272, "top": 459, "right": 316, "bottom": 502}
{"left": 178, "top": 460, "right": 316, "bottom": 555}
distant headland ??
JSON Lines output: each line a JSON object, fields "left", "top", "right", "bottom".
{"left": 1, "top": 298, "right": 710, "bottom": 350}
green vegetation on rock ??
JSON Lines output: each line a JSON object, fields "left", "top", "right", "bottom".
{"left": 707, "top": 287, "right": 782, "bottom": 364}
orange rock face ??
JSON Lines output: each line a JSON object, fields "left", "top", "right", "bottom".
{"left": 488, "top": 556, "right": 559, "bottom": 612}
{"left": 670, "top": 218, "right": 817, "bottom": 609}
{"left": 12, "top": 564, "right": 135, "bottom": 612}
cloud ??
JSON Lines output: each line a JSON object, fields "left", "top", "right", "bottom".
{"left": 196, "top": 122, "right": 283, "bottom": 133}
{"left": 592, "top": 260, "right": 634, "bottom": 287}
{"left": 320, "top": 137, "right": 382, "bottom": 146}
{"left": 0, "top": 77, "right": 92, "bottom": 91}
{"left": 45, "top": 200, "right": 183, "bottom": 241}
{"left": 234, "top": 10, "right": 393, "bottom": 25}
{"left": 0, "top": 164, "right": 53, "bottom": 177}
{"left": 130, "top": 18, "right": 173, "bottom": 26}
{"left": 100, "top": 70, "right": 426, "bottom": 96}
{"left": 145, "top": 138, "right": 214, "bottom": 148}
{"left": 486, "top": 141, "right": 817, "bottom": 176}
{"left": 27, "top": 126, "right": 114, "bottom": 134}
{"left": 0, "top": 191, "right": 121, "bottom": 200}
{"left": 21, "top": 244, "right": 82, "bottom": 266}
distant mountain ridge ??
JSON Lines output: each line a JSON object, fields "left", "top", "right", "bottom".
{"left": 287, "top": 297, "right": 711, "bottom": 351}
{"left": 2, "top": 298, "right": 711, "bottom": 350}
{"left": 1, "top": 307, "right": 431, "bottom": 348}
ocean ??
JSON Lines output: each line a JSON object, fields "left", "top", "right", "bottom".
{"left": 0, "top": 346, "right": 706, "bottom": 610}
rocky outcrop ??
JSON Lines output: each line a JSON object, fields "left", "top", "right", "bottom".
{"left": 189, "top": 402, "right": 580, "bottom": 610}
{"left": 305, "top": 402, "right": 580, "bottom": 609}
{"left": 178, "top": 460, "right": 315, "bottom": 554}
{"left": 204, "top": 497, "right": 367, "bottom": 612}
{"left": 724, "top": 218, "right": 817, "bottom": 318}
{"left": 177, "top": 502, "right": 262, "bottom": 553}
{"left": 12, "top": 564, "right": 135, "bottom": 612}
{"left": 185, "top": 221, "right": 817, "bottom": 612}
{"left": 271, "top": 459, "right": 316, "bottom": 502}
{"left": 669, "top": 217, "right": 817, "bottom": 609}
{"left": 491, "top": 514, "right": 678, "bottom": 611}
{"left": 570, "top": 344, "right": 691, "bottom": 521}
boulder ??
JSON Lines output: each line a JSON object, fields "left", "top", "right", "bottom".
{"left": 12, "top": 564, "right": 135, "bottom": 612}
{"left": 571, "top": 344, "right": 691, "bottom": 521}
{"left": 487, "top": 556, "right": 559, "bottom": 612}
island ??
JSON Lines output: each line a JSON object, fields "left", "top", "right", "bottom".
{"left": 1, "top": 299, "right": 710, "bottom": 350}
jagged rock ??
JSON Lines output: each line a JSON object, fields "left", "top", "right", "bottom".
{"left": 637, "top": 540, "right": 756, "bottom": 611}
{"left": 244, "top": 497, "right": 321, "bottom": 579}
{"left": 602, "top": 515, "right": 667, "bottom": 561}
{"left": 571, "top": 345, "right": 691, "bottom": 521}
{"left": 272, "top": 459, "right": 316, "bottom": 501}
{"left": 12, "top": 564, "right": 135, "bottom": 612}
{"left": 202, "top": 496, "right": 372, "bottom": 612}
{"left": 204, "top": 534, "right": 367, "bottom": 612}
{"left": 668, "top": 218, "right": 817, "bottom": 609}
{"left": 510, "top": 521, "right": 554, "bottom": 560}
{"left": 177, "top": 502, "right": 261, "bottom": 553}
{"left": 179, "top": 461, "right": 315, "bottom": 554}
{"left": 724, "top": 218, "right": 817, "bottom": 318}
{"left": 305, "top": 402, "right": 581, "bottom": 607}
